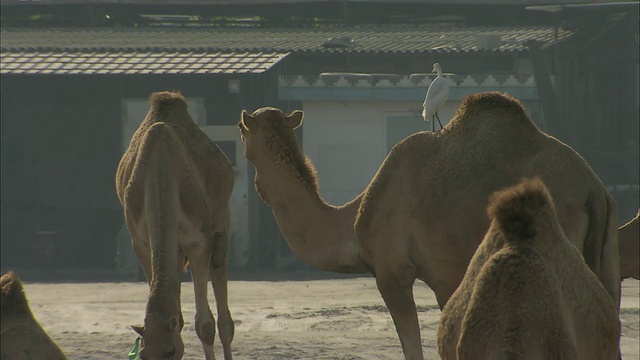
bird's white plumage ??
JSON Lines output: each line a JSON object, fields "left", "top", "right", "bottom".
{"left": 422, "top": 63, "right": 450, "bottom": 122}
{"left": 422, "top": 77, "right": 449, "bottom": 120}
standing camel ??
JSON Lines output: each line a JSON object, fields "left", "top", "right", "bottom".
{"left": 437, "top": 178, "right": 620, "bottom": 360}
{"left": 619, "top": 210, "right": 639, "bottom": 280}
{"left": 1, "top": 271, "right": 67, "bottom": 360}
{"left": 237, "top": 92, "right": 619, "bottom": 360}
{"left": 116, "top": 91, "right": 235, "bottom": 360}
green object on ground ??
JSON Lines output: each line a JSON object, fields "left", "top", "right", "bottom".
{"left": 128, "top": 337, "right": 141, "bottom": 360}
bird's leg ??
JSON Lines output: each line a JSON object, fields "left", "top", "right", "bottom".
{"left": 435, "top": 113, "right": 443, "bottom": 130}
{"left": 431, "top": 115, "right": 435, "bottom": 132}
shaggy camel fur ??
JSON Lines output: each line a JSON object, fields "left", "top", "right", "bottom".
{"left": 1, "top": 271, "right": 67, "bottom": 360}
{"left": 116, "top": 91, "right": 235, "bottom": 360}
{"left": 619, "top": 210, "right": 639, "bottom": 280}
{"left": 238, "top": 92, "right": 619, "bottom": 360}
{"left": 437, "top": 179, "right": 620, "bottom": 360}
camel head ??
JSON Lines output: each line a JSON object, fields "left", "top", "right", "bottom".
{"left": 131, "top": 313, "right": 184, "bottom": 360}
{"left": 238, "top": 107, "right": 304, "bottom": 161}
{"left": 238, "top": 107, "right": 305, "bottom": 203}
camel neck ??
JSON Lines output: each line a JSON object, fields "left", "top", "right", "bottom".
{"left": 148, "top": 235, "right": 182, "bottom": 312}
{"left": 254, "top": 166, "right": 369, "bottom": 274}
{"left": 147, "top": 278, "right": 181, "bottom": 316}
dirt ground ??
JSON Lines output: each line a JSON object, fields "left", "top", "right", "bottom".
{"left": 21, "top": 277, "right": 640, "bottom": 359}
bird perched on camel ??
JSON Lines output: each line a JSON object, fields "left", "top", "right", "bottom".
{"left": 422, "top": 62, "right": 449, "bottom": 131}
{"left": 437, "top": 178, "right": 620, "bottom": 360}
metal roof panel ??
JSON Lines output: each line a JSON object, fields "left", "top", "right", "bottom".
{"left": 0, "top": 50, "right": 289, "bottom": 75}
{"left": 1, "top": 26, "right": 572, "bottom": 54}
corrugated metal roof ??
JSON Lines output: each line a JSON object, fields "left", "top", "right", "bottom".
{"left": 0, "top": 26, "right": 573, "bottom": 54}
{"left": 0, "top": 0, "right": 630, "bottom": 5}
{"left": 0, "top": 51, "right": 289, "bottom": 75}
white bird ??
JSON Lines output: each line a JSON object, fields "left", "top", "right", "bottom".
{"left": 422, "top": 63, "right": 449, "bottom": 131}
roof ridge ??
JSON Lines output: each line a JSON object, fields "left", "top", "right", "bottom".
{"left": 1, "top": 24, "right": 565, "bottom": 32}
{"left": 1, "top": 25, "right": 573, "bottom": 54}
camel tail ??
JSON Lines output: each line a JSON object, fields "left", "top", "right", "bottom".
{"left": 487, "top": 178, "right": 554, "bottom": 244}
{"left": 149, "top": 91, "right": 188, "bottom": 110}
{"left": 1, "top": 271, "right": 30, "bottom": 315}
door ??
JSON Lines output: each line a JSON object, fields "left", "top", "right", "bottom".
{"left": 202, "top": 126, "right": 250, "bottom": 268}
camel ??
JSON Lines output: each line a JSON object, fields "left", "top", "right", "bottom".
{"left": 116, "top": 91, "right": 235, "bottom": 360}
{"left": 437, "top": 178, "right": 620, "bottom": 360}
{"left": 619, "top": 210, "right": 639, "bottom": 280}
{"left": 237, "top": 91, "right": 619, "bottom": 360}
{"left": 1, "top": 271, "right": 67, "bottom": 360}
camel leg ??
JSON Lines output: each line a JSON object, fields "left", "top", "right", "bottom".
{"left": 211, "top": 232, "right": 234, "bottom": 360}
{"left": 375, "top": 273, "right": 423, "bottom": 360}
{"left": 189, "top": 251, "right": 217, "bottom": 360}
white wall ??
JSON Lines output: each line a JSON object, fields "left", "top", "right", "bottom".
{"left": 203, "top": 126, "right": 250, "bottom": 268}
{"left": 301, "top": 98, "right": 541, "bottom": 205}
{"left": 301, "top": 100, "right": 458, "bottom": 205}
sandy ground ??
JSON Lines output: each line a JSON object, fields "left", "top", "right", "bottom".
{"left": 21, "top": 277, "right": 640, "bottom": 360}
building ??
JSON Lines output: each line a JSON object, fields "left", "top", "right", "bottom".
{"left": 1, "top": 0, "right": 637, "bottom": 273}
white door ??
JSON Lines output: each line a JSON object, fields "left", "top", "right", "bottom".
{"left": 202, "top": 126, "right": 249, "bottom": 268}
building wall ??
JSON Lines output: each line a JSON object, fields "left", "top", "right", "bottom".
{"left": 286, "top": 74, "right": 542, "bottom": 206}
{"left": 302, "top": 100, "right": 455, "bottom": 204}
{"left": 555, "top": 12, "right": 639, "bottom": 222}
{"left": 1, "top": 75, "right": 123, "bottom": 269}
{"left": 0, "top": 73, "right": 275, "bottom": 272}
{"left": 301, "top": 98, "right": 542, "bottom": 205}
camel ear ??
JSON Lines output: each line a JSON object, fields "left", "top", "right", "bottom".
{"left": 240, "top": 110, "right": 256, "bottom": 130}
{"left": 131, "top": 324, "right": 144, "bottom": 336}
{"left": 285, "top": 110, "right": 304, "bottom": 129}
{"left": 168, "top": 315, "right": 181, "bottom": 332}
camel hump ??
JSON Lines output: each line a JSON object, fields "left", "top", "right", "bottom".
{"left": 1, "top": 271, "right": 28, "bottom": 312}
{"left": 462, "top": 91, "right": 526, "bottom": 114}
{"left": 149, "top": 91, "right": 188, "bottom": 110}
{"left": 487, "top": 178, "right": 555, "bottom": 243}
